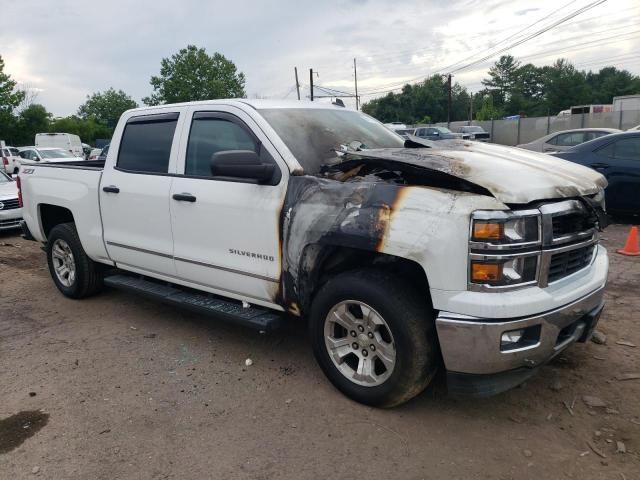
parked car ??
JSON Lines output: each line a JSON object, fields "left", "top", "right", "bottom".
{"left": 517, "top": 128, "right": 620, "bottom": 153}
{"left": 97, "top": 144, "right": 109, "bottom": 161}
{"left": 88, "top": 148, "right": 103, "bottom": 160}
{"left": 414, "top": 126, "right": 467, "bottom": 140}
{"left": 0, "top": 170, "right": 22, "bottom": 231}
{"left": 383, "top": 122, "right": 407, "bottom": 131}
{"left": 2, "top": 146, "right": 21, "bottom": 175}
{"left": 395, "top": 128, "right": 415, "bottom": 139}
{"left": 454, "top": 125, "right": 490, "bottom": 141}
{"left": 19, "top": 100, "right": 608, "bottom": 407}
{"left": 35, "top": 132, "right": 84, "bottom": 158}
{"left": 82, "top": 143, "right": 92, "bottom": 159}
{"left": 18, "top": 147, "right": 84, "bottom": 164}
{"left": 551, "top": 131, "right": 640, "bottom": 215}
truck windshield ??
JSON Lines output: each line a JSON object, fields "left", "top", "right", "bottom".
{"left": 258, "top": 108, "right": 404, "bottom": 174}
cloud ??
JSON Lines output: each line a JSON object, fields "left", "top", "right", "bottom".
{"left": 0, "top": 0, "right": 637, "bottom": 116}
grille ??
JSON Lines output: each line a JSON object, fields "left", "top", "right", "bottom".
{"left": 552, "top": 212, "right": 595, "bottom": 238}
{"left": 548, "top": 244, "right": 595, "bottom": 283}
{"left": 0, "top": 198, "right": 20, "bottom": 210}
{"left": 473, "top": 133, "right": 490, "bottom": 139}
{"left": 0, "top": 218, "right": 21, "bottom": 228}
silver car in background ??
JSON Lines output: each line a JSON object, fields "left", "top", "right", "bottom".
{"left": 0, "top": 171, "right": 22, "bottom": 231}
{"left": 517, "top": 128, "right": 620, "bottom": 153}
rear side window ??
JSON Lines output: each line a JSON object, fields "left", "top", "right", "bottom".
{"left": 117, "top": 113, "right": 178, "bottom": 173}
{"left": 185, "top": 116, "right": 257, "bottom": 177}
{"left": 613, "top": 137, "right": 640, "bottom": 160}
{"left": 555, "top": 132, "right": 585, "bottom": 147}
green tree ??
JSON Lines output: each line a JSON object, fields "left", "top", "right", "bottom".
{"left": 0, "top": 55, "right": 24, "bottom": 114}
{"left": 481, "top": 55, "right": 521, "bottom": 110}
{"left": 586, "top": 67, "right": 640, "bottom": 104}
{"left": 12, "top": 104, "right": 51, "bottom": 145}
{"left": 0, "top": 55, "right": 25, "bottom": 141}
{"left": 78, "top": 88, "right": 138, "bottom": 127}
{"left": 362, "top": 75, "right": 470, "bottom": 124}
{"left": 143, "top": 45, "right": 246, "bottom": 105}
{"left": 542, "top": 59, "right": 590, "bottom": 114}
{"left": 475, "top": 94, "right": 502, "bottom": 121}
{"left": 49, "top": 115, "right": 112, "bottom": 145}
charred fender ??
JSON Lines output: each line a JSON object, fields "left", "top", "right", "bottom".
{"left": 279, "top": 176, "right": 402, "bottom": 314}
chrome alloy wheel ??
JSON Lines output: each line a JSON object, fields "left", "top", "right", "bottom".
{"left": 51, "top": 238, "right": 76, "bottom": 287}
{"left": 324, "top": 300, "right": 396, "bottom": 387}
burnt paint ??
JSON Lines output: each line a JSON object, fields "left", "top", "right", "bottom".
{"left": 278, "top": 175, "right": 402, "bottom": 313}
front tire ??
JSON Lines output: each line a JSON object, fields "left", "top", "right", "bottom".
{"left": 46, "top": 223, "right": 104, "bottom": 298}
{"left": 309, "top": 269, "right": 438, "bottom": 407}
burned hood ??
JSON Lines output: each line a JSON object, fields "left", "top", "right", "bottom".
{"left": 344, "top": 140, "right": 607, "bottom": 204}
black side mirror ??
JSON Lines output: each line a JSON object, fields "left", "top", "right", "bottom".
{"left": 210, "top": 150, "right": 275, "bottom": 183}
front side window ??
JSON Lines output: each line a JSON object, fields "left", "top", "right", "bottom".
{"left": 117, "top": 113, "right": 178, "bottom": 173}
{"left": 20, "top": 150, "right": 36, "bottom": 160}
{"left": 185, "top": 116, "right": 257, "bottom": 177}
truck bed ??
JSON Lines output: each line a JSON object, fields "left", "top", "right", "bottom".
{"left": 20, "top": 160, "right": 110, "bottom": 263}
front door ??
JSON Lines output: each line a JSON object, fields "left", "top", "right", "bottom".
{"left": 169, "top": 106, "right": 287, "bottom": 307}
{"left": 100, "top": 110, "right": 184, "bottom": 277}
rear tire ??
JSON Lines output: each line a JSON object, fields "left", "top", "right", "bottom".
{"left": 46, "top": 223, "right": 104, "bottom": 298}
{"left": 309, "top": 269, "right": 438, "bottom": 407}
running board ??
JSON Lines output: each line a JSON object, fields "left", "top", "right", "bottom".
{"left": 104, "top": 274, "right": 284, "bottom": 332}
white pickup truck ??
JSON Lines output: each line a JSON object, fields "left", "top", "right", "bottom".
{"left": 19, "top": 100, "right": 609, "bottom": 406}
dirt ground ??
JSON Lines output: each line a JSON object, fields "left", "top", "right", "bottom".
{"left": 0, "top": 224, "right": 638, "bottom": 480}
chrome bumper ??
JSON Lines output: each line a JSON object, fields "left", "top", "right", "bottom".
{"left": 436, "top": 286, "right": 605, "bottom": 375}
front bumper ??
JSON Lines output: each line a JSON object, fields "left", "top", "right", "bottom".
{"left": 0, "top": 207, "right": 22, "bottom": 231}
{"left": 436, "top": 286, "right": 605, "bottom": 396}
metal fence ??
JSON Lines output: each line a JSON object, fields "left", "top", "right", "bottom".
{"left": 435, "top": 109, "right": 640, "bottom": 146}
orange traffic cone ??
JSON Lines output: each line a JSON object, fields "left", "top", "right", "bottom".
{"left": 617, "top": 226, "right": 640, "bottom": 256}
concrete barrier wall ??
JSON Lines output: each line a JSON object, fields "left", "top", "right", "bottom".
{"left": 434, "top": 109, "right": 640, "bottom": 146}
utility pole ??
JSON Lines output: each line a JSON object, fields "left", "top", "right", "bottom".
{"left": 353, "top": 58, "right": 359, "bottom": 110}
{"left": 469, "top": 93, "right": 473, "bottom": 124}
{"left": 309, "top": 68, "right": 314, "bottom": 101}
{"left": 294, "top": 67, "right": 301, "bottom": 100}
{"left": 447, "top": 73, "right": 452, "bottom": 127}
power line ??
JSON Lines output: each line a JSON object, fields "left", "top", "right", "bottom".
{"left": 449, "top": 0, "right": 609, "bottom": 74}
{"left": 358, "top": 0, "right": 613, "bottom": 97}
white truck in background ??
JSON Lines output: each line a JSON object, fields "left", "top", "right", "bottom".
{"left": 18, "top": 100, "right": 609, "bottom": 406}
{"left": 35, "top": 133, "right": 84, "bottom": 158}
{"left": 613, "top": 95, "right": 640, "bottom": 112}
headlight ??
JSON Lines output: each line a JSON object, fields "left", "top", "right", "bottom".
{"left": 470, "top": 255, "right": 538, "bottom": 287}
{"left": 469, "top": 210, "right": 541, "bottom": 290}
{"left": 471, "top": 210, "right": 540, "bottom": 248}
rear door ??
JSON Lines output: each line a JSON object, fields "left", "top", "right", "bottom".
{"left": 168, "top": 105, "right": 287, "bottom": 306}
{"left": 100, "top": 109, "right": 184, "bottom": 277}
{"left": 592, "top": 136, "right": 640, "bottom": 213}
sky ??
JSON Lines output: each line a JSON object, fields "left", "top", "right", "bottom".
{"left": 1, "top": 0, "right": 638, "bottom": 116}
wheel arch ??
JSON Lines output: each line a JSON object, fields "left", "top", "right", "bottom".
{"left": 38, "top": 204, "right": 75, "bottom": 240}
{"left": 291, "top": 242, "right": 432, "bottom": 317}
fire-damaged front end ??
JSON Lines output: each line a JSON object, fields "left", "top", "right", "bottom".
{"left": 277, "top": 138, "right": 609, "bottom": 397}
